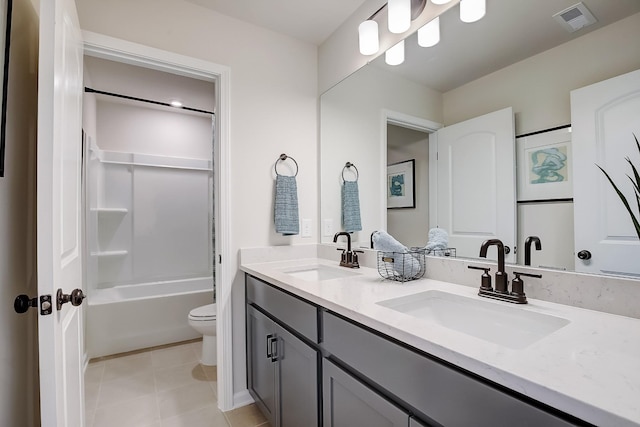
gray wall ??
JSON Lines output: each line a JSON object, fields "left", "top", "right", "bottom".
{"left": 0, "top": 0, "right": 40, "bottom": 425}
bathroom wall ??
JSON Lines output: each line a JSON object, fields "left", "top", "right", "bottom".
{"left": 387, "top": 125, "right": 430, "bottom": 247}
{"left": 0, "top": 0, "right": 40, "bottom": 425}
{"left": 77, "top": 0, "right": 319, "bottom": 402}
{"left": 442, "top": 12, "right": 640, "bottom": 133}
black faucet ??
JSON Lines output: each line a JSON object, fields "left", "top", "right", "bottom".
{"left": 479, "top": 239, "right": 508, "bottom": 293}
{"left": 524, "top": 236, "right": 542, "bottom": 266}
{"left": 333, "top": 232, "right": 361, "bottom": 268}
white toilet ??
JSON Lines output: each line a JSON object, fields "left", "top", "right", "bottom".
{"left": 188, "top": 303, "right": 217, "bottom": 366}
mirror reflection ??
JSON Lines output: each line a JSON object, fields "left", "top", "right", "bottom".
{"left": 320, "top": 0, "right": 640, "bottom": 276}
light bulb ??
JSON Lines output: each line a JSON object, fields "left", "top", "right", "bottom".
{"left": 385, "top": 40, "right": 405, "bottom": 66}
{"left": 418, "top": 16, "right": 440, "bottom": 47}
{"left": 460, "top": 0, "right": 486, "bottom": 23}
{"left": 358, "top": 20, "right": 379, "bottom": 55}
{"left": 388, "top": 0, "right": 411, "bottom": 34}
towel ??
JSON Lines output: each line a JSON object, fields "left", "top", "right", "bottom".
{"left": 372, "top": 230, "right": 421, "bottom": 278}
{"left": 342, "top": 180, "right": 362, "bottom": 232}
{"left": 274, "top": 175, "right": 299, "bottom": 235}
{"left": 424, "top": 228, "right": 449, "bottom": 253}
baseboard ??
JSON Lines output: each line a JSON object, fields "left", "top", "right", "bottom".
{"left": 232, "top": 389, "right": 254, "bottom": 409}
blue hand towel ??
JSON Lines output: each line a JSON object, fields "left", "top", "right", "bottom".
{"left": 274, "top": 175, "right": 299, "bottom": 235}
{"left": 342, "top": 180, "right": 362, "bottom": 232}
{"left": 424, "top": 228, "right": 449, "bottom": 253}
{"left": 372, "top": 230, "right": 421, "bottom": 278}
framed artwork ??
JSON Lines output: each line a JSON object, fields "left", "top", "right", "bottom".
{"left": 387, "top": 159, "right": 415, "bottom": 209}
{"left": 0, "top": 0, "right": 12, "bottom": 177}
{"left": 517, "top": 126, "right": 573, "bottom": 202}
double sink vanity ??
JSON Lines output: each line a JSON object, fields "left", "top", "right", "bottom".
{"left": 240, "top": 245, "right": 640, "bottom": 427}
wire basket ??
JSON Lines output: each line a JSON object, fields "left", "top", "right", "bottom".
{"left": 426, "top": 248, "right": 456, "bottom": 257}
{"left": 377, "top": 250, "right": 426, "bottom": 282}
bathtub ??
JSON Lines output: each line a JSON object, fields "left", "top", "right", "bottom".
{"left": 85, "top": 277, "right": 214, "bottom": 359}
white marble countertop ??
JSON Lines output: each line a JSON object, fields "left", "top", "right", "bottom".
{"left": 240, "top": 256, "right": 640, "bottom": 427}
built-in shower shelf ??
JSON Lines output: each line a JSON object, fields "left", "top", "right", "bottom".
{"left": 91, "top": 250, "right": 128, "bottom": 257}
{"left": 91, "top": 208, "right": 129, "bottom": 214}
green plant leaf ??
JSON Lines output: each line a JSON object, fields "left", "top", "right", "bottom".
{"left": 597, "top": 164, "right": 640, "bottom": 239}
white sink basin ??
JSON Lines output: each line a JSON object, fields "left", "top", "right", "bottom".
{"left": 377, "top": 290, "right": 569, "bottom": 349}
{"left": 282, "top": 264, "right": 360, "bottom": 281}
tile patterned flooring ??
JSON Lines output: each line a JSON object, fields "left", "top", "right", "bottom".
{"left": 85, "top": 340, "right": 269, "bottom": 427}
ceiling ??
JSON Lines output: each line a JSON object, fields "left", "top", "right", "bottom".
{"left": 372, "top": 0, "right": 640, "bottom": 92}
{"left": 182, "top": 0, "right": 369, "bottom": 45}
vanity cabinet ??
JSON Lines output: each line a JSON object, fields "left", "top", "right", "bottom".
{"left": 322, "top": 311, "right": 586, "bottom": 427}
{"left": 245, "top": 273, "right": 589, "bottom": 427}
{"left": 246, "top": 276, "right": 319, "bottom": 427}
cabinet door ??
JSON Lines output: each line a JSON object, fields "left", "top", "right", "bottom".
{"left": 246, "top": 306, "right": 277, "bottom": 426}
{"left": 276, "top": 324, "right": 319, "bottom": 427}
{"left": 410, "top": 416, "right": 430, "bottom": 427}
{"left": 323, "top": 359, "right": 408, "bottom": 427}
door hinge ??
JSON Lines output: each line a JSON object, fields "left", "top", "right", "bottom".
{"left": 218, "top": 254, "right": 222, "bottom": 264}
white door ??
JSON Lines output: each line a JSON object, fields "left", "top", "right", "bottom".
{"left": 37, "top": 0, "right": 85, "bottom": 425}
{"left": 571, "top": 69, "right": 640, "bottom": 276}
{"left": 433, "top": 107, "right": 516, "bottom": 262}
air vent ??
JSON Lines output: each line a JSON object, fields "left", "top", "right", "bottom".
{"left": 553, "top": 2, "right": 597, "bottom": 33}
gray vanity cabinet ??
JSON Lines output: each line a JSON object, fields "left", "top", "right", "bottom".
{"left": 246, "top": 276, "right": 319, "bottom": 427}
{"left": 323, "top": 358, "right": 410, "bottom": 427}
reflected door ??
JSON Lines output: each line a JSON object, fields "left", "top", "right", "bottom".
{"left": 571, "top": 69, "right": 640, "bottom": 276}
{"left": 433, "top": 107, "right": 516, "bottom": 262}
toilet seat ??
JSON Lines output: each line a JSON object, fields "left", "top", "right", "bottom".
{"left": 189, "top": 303, "right": 216, "bottom": 321}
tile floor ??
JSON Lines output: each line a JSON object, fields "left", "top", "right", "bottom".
{"left": 85, "top": 340, "right": 269, "bottom": 427}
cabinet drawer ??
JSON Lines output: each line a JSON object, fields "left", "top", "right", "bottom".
{"left": 322, "top": 311, "right": 585, "bottom": 427}
{"left": 246, "top": 274, "right": 318, "bottom": 342}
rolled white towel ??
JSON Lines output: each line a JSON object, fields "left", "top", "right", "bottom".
{"left": 424, "top": 228, "right": 449, "bottom": 253}
{"left": 372, "top": 230, "right": 421, "bottom": 279}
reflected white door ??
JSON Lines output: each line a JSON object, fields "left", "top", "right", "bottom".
{"left": 434, "top": 107, "right": 516, "bottom": 262}
{"left": 37, "top": 0, "right": 85, "bottom": 425}
{"left": 571, "top": 69, "right": 640, "bottom": 276}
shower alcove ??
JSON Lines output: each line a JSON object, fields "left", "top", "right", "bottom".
{"left": 83, "top": 56, "right": 216, "bottom": 359}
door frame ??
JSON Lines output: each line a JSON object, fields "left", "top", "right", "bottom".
{"left": 380, "top": 109, "right": 442, "bottom": 231}
{"left": 82, "top": 31, "right": 234, "bottom": 410}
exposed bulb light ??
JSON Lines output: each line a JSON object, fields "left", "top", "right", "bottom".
{"left": 388, "top": 0, "right": 411, "bottom": 34}
{"left": 460, "top": 0, "right": 486, "bottom": 23}
{"left": 170, "top": 100, "right": 183, "bottom": 108}
{"left": 385, "top": 40, "right": 405, "bottom": 66}
{"left": 431, "top": 0, "right": 452, "bottom": 4}
{"left": 358, "top": 20, "right": 379, "bottom": 55}
{"left": 418, "top": 16, "right": 440, "bottom": 47}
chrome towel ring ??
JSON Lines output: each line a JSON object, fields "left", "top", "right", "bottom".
{"left": 341, "top": 162, "right": 359, "bottom": 182}
{"left": 274, "top": 153, "right": 299, "bottom": 177}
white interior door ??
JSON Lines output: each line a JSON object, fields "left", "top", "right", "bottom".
{"left": 37, "top": 0, "right": 85, "bottom": 425}
{"left": 571, "top": 69, "right": 640, "bottom": 276}
{"left": 433, "top": 107, "right": 516, "bottom": 262}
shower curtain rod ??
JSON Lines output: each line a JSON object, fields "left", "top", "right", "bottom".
{"left": 84, "top": 87, "right": 215, "bottom": 115}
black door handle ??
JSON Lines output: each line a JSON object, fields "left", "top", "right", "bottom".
{"left": 14, "top": 294, "right": 53, "bottom": 315}
{"left": 577, "top": 250, "right": 592, "bottom": 260}
{"left": 56, "top": 288, "right": 86, "bottom": 310}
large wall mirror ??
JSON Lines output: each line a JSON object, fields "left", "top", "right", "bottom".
{"left": 320, "top": 0, "right": 640, "bottom": 277}
{"left": 0, "top": 0, "right": 12, "bottom": 177}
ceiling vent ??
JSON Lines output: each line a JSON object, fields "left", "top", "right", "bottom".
{"left": 553, "top": 2, "right": 597, "bottom": 33}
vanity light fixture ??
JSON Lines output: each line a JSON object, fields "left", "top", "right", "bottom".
{"left": 388, "top": 0, "right": 411, "bottom": 33}
{"left": 417, "top": 16, "right": 440, "bottom": 47}
{"left": 460, "top": 0, "right": 486, "bottom": 23}
{"left": 385, "top": 40, "right": 405, "bottom": 65}
{"left": 359, "top": 20, "right": 380, "bottom": 55}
